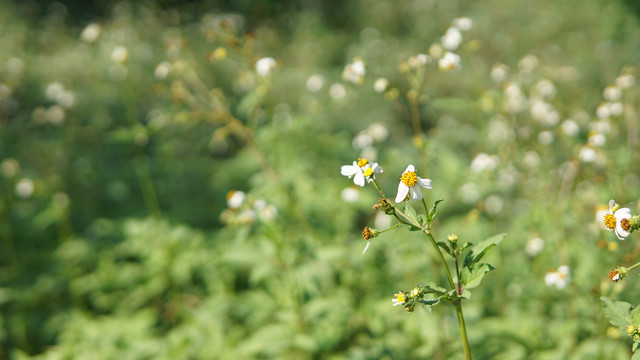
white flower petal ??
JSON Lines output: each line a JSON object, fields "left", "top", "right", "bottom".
{"left": 362, "top": 241, "right": 371, "bottom": 254}
{"left": 395, "top": 182, "right": 409, "bottom": 203}
{"left": 405, "top": 164, "right": 416, "bottom": 173}
{"left": 417, "top": 177, "right": 432, "bottom": 189}
{"left": 353, "top": 172, "right": 366, "bottom": 187}
{"left": 341, "top": 162, "right": 359, "bottom": 176}
{"left": 409, "top": 186, "right": 423, "bottom": 201}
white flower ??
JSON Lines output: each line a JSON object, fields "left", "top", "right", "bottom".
{"left": 453, "top": 17, "right": 473, "bottom": 31}
{"left": 525, "top": 237, "right": 545, "bottom": 257}
{"left": 329, "top": 83, "right": 346, "bottom": 99}
{"left": 545, "top": 265, "right": 571, "bottom": 289}
{"left": 395, "top": 165, "right": 432, "bottom": 203}
{"left": 111, "top": 46, "right": 128, "bottom": 64}
{"left": 226, "top": 190, "right": 245, "bottom": 209}
{"left": 340, "top": 187, "right": 360, "bottom": 203}
{"left": 603, "top": 199, "right": 632, "bottom": 240}
{"left": 438, "top": 52, "right": 461, "bottom": 71}
{"left": 255, "top": 57, "right": 276, "bottom": 76}
{"left": 80, "top": 23, "right": 101, "bottom": 43}
{"left": 374, "top": 78, "right": 388, "bottom": 93}
{"left": 341, "top": 158, "right": 383, "bottom": 187}
{"left": 392, "top": 292, "right": 407, "bottom": 306}
{"left": 342, "top": 58, "right": 366, "bottom": 85}
{"left": 306, "top": 74, "right": 324, "bottom": 92}
{"left": 441, "top": 27, "right": 463, "bottom": 50}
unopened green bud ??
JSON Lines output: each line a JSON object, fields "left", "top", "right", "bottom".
{"left": 404, "top": 303, "right": 415, "bottom": 312}
{"left": 633, "top": 332, "right": 640, "bottom": 341}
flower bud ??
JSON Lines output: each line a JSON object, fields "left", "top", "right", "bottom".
{"left": 633, "top": 332, "right": 640, "bottom": 341}
{"left": 627, "top": 325, "right": 636, "bottom": 335}
{"left": 448, "top": 234, "right": 458, "bottom": 243}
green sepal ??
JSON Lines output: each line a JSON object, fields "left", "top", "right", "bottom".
{"left": 463, "top": 233, "right": 506, "bottom": 267}
{"left": 601, "top": 297, "right": 633, "bottom": 329}
{"left": 427, "top": 199, "right": 444, "bottom": 223}
{"left": 460, "top": 263, "right": 495, "bottom": 289}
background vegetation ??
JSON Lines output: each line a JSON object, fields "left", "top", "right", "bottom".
{"left": 2, "top": 0, "right": 640, "bottom": 358}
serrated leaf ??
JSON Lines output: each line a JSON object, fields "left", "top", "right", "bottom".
{"left": 418, "top": 298, "right": 441, "bottom": 306}
{"left": 463, "top": 233, "right": 506, "bottom": 267}
{"left": 460, "top": 263, "right": 495, "bottom": 289}
{"left": 601, "top": 297, "right": 633, "bottom": 329}
{"left": 422, "top": 282, "right": 447, "bottom": 294}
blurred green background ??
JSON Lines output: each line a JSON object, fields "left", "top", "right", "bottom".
{"left": 2, "top": 0, "right": 640, "bottom": 358}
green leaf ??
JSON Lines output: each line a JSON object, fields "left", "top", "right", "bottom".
{"left": 633, "top": 342, "right": 640, "bottom": 354}
{"left": 460, "top": 263, "right": 495, "bottom": 289}
{"left": 632, "top": 306, "right": 640, "bottom": 326}
{"left": 632, "top": 346, "right": 640, "bottom": 360}
{"left": 463, "top": 233, "right": 506, "bottom": 267}
{"left": 403, "top": 205, "right": 421, "bottom": 226}
{"left": 437, "top": 241, "right": 452, "bottom": 255}
{"left": 422, "top": 282, "right": 447, "bottom": 294}
{"left": 447, "top": 288, "right": 471, "bottom": 299}
{"left": 601, "top": 297, "right": 633, "bottom": 329}
{"left": 427, "top": 199, "right": 444, "bottom": 222}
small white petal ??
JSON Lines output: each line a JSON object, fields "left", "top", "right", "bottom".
{"left": 409, "top": 186, "right": 423, "bottom": 201}
{"left": 405, "top": 164, "right": 416, "bottom": 173}
{"left": 362, "top": 241, "right": 371, "bottom": 254}
{"left": 417, "top": 177, "right": 432, "bottom": 189}
{"left": 353, "top": 172, "right": 366, "bottom": 187}
{"left": 395, "top": 183, "right": 409, "bottom": 203}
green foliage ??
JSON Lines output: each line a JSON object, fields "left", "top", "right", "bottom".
{"left": 2, "top": 0, "right": 640, "bottom": 359}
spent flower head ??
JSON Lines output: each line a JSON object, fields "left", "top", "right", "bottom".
{"left": 395, "top": 165, "right": 432, "bottom": 203}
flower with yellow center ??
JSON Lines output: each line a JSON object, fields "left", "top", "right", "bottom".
{"left": 392, "top": 292, "right": 407, "bottom": 306}
{"left": 341, "top": 158, "right": 383, "bottom": 187}
{"left": 395, "top": 164, "right": 432, "bottom": 203}
{"left": 604, "top": 199, "right": 632, "bottom": 240}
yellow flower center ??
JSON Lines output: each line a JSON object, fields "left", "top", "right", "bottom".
{"left": 363, "top": 167, "right": 373, "bottom": 177}
{"left": 396, "top": 292, "right": 407, "bottom": 303}
{"left": 401, "top": 171, "right": 418, "bottom": 187}
{"left": 604, "top": 213, "right": 616, "bottom": 230}
{"left": 357, "top": 158, "right": 369, "bottom": 167}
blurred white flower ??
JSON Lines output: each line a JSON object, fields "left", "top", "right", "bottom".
{"left": 408, "top": 54, "right": 429, "bottom": 68}
{"left": 534, "top": 79, "right": 556, "bottom": 99}
{"left": 1, "top": 158, "right": 19, "bottom": 177}
{"left": 46, "top": 105, "right": 65, "bottom": 125}
{"left": 561, "top": 119, "right": 580, "bottom": 137}
{"left": 538, "top": 130, "right": 554, "bottom": 145}
{"left": 616, "top": 74, "right": 636, "bottom": 89}
{"left": 374, "top": 77, "right": 388, "bottom": 93}
{"left": 503, "top": 82, "right": 527, "bottom": 113}
{"left": 438, "top": 52, "right": 461, "bottom": 71}
{"left": 154, "top": 62, "right": 171, "bottom": 79}
{"left": 226, "top": 190, "right": 245, "bottom": 209}
{"left": 45, "top": 82, "right": 64, "bottom": 101}
{"left": 56, "top": 91, "right": 75, "bottom": 108}
{"left": 545, "top": 265, "right": 571, "bottom": 289}
{"left": 352, "top": 131, "right": 373, "bottom": 149}
{"left": 395, "top": 165, "right": 432, "bottom": 203}
{"left": 80, "top": 23, "right": 101, "bottom": 43}
{"left": 518, "top": 54, "right": 539, "bottom": 72}
{"left": 238, "top": 209, "right": 255, "bottom": 225}
{"left": 258, "top": 204, "right": 277, "bottom": 222}
{"left": 588, "top": 132, "right": 606, "bottom": 147}
{"left": 15, "top": 178, "right": 34, "bottom": 198}
{"left": 485, "top": 194, "right": 503, "bottom": 214}
{"left": 452, "top": 17, "right": 473, "bottom": 31}
{"left": 256, "top": 57, "right": 276, "bottom": 76}
{"left": 610, "top": 101, "right": 623, "bottom": 116}
{"left": 459, "top": 182, "right": 480, "bottom": 204}
{"left": 604, "top": 85, "right": 622, "bottom": 101}
{"left": 525, "top": 237, "right": 545, "bottom": 257}
{"left": 523, "top": 151, "right": 541, "bottom": 168}
{"left": 490, "top": 64, "right": 509, "bottom": 82}
{"left": 441, "top": 27, "right": 463, "bottom": 50}
{"left": 306, "top": 74, "right": 324, "bottom": 92}
{"left": 111, "top": 46, "right": 128, "bottom": 63}
{"left": 341, "top": 187, "right": 360, "bottom": 203}
{"left": 342, "top": 58, "right": 366, "bottom": 84}
{"left": 471, "top": 153, "right": 499, "bottom": 172}
{"left": 329, "top": 83, "right": 346, "bottom": 99}
{"left": 368, "top": 123, "right": 388, "bottom": 142}
{"left": 373, "top": 211, "right": 392, "bottom": 229}
{"left": 596, "top": 102, "right": 611, "bottom": 119}
{"left": 428, "top": 44, "right": 443, "bottom": 58}
{"left": 579, "top": 146, "right": 597, "bottom": 163}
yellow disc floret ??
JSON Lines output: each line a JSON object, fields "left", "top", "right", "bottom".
{"left": 363, "top": 167, "right": 373, "bottom": 177}
{"left": 396, "top": 292, "right": 407, "bottom": 304}
{"left": 604, "top": 213, "right": 616, "bottom": 230}
{"left": 401, "top": 171, "right": 418, "bottom": 187}
{"left": 357, "top": 158, "right": 369, "bottom": 167}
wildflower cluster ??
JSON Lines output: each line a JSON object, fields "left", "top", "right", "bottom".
{"left": 220, "top": 190, "right": 278, "bottom": 225}
{"left": 341, "top": 157, "right": 505, "bottom": 360}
